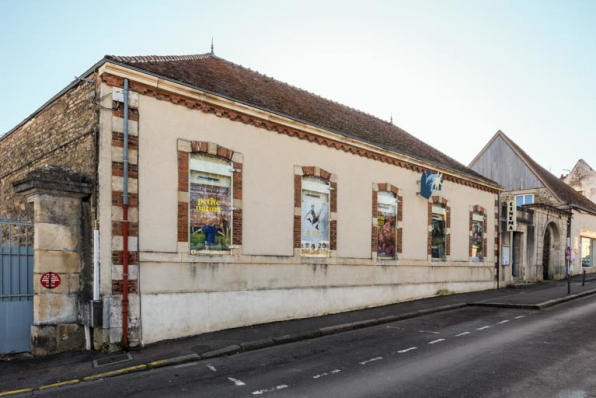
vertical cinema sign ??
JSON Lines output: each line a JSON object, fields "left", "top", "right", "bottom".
{"left": 506, "top": 200, "right": 517, "bottom": 231}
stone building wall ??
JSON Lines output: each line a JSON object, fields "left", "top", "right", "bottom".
{"left": 0, "top": 78, "right": 99, "bottom": 220}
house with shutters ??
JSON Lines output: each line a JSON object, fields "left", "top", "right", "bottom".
{"left": 469, "top": 130, "right": 596, "bottom": 284}
{"left": 1, "top": 53, "right": 502, "bottom": 355}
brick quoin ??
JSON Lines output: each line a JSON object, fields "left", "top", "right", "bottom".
{"left": 112, "top": 279, "right": 138, "bottom": 294}
{"left": 101, "top": 73, "right": 499, "bottom": 195}
{"left": 112, "top": 132, "right": 138, "bottom": 150}
{"left": 112, "top": 251, "right": 138, "bottom": 265}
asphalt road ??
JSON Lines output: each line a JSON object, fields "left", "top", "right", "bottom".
{"left": 37, "top": 295, "right": 596, "bottom": 398}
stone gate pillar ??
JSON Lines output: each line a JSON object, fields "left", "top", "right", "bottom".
{"left": 13, "top": 166, "right": 92, "bottom": 355}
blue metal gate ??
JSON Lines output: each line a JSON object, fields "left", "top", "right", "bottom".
{"left": 0, "top": 216, "right": 34, "bottom": 354}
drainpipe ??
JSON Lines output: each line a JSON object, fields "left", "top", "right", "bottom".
{"left": 497, "top": 192, "right": 501, "bottom": 289}
{"left": 122, "top": 79, "right": 130, "bottom": 345}
{"left": 566, "top": 204, "right": 572, "bottom": 295}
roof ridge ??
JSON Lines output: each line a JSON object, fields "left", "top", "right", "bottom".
{"left": 105, "top": 53, "right": 213, "bottom": 64}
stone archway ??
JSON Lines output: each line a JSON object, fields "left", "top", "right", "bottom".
{"left": 542, "top": 222, "right": 560, "bottom": 280}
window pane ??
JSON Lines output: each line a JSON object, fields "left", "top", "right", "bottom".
{"left": 431, "top": 206, "right": 446, "bottom": 260}
{"left": 301, "top": 176, "right": 330, "bottom": 257}
{"left": 525, "top": 195, "right": 533, "bottom": 204}
{"left": 582, "top": 238, "right": 592, "bottom": 268}
{"left": 189, "top": 154, "right": 233, "bottom": 253}
{"left": 515, "top": 196, "right": 523, "bottom": 207}
{"left": 472, "top": 213, "right": 484, "bottom": 261}
{"left": 377, "top": 191, "right": 397, "bottom": 258}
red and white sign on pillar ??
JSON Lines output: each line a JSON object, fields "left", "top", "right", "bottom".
{"left": 40, "top": 272, "right": 61, "bottom": 289}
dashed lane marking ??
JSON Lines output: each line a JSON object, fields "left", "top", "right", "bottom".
{"left": 419, "top": 330, "right": 440, "bottom": 334}
{"left": 228, "top": 377, "right": 246, "bottom": 386}
{"left": 386, "top": 326, "right": 402, "bottom": 330}
{"left": 252, "top": 385, "right": 289, "bottom": 395}
{"left": 498, "top": 320, "right": 510, "bottom": 324}
{"left": 360, "top": 357, "right": 383, "bottom": 365}
{"left": 174, "top": 362, "right": 198, "bottom": 369}
{"left": 398, "top": 347, "right": 417, "bottom": 353}
{"left": 428, "top": 339, "right": 445, "bottom": 345}
{"left": 515, "top": 315, "right": 525, "bottom": 319}
{"left": 455, "top": 332, "right": 470, "bottom": 337}
{"left": 477, "top": 326, "right": 490, "bottom": 331}
{"left": 207, "top": 365, "right": 217, "bottom": 372}
{"left": 313, "top": 369, "right": 341, "bottom": 379}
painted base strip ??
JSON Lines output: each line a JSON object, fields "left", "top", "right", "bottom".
{"left": 0, "top": 388, "right": 34, "bottom": 397}
{"left": 83, "top": 364, "right": 147, "bottom": 381}
{"left": 39, "top": 380, "right": 80, "bottom": 390}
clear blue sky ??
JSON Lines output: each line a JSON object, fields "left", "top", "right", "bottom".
{"left": 1, "top": 0, "right": 594, "bottom": 176}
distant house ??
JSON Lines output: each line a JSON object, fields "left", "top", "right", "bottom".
{"left": 563, "top": 159, "right": 596, "bottom": 204}
{"left": 470, "top": 130, "right": 596, "bottom": 284}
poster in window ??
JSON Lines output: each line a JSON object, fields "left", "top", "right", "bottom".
{"left": 189, "top": 171, "right": 232, "bottom": 252}
{"left": 301, "top": 190, "right": 330, "bottom": 257}
{"left": 432, "top": 205, "right": 446, "bottom": 259}
{"left": 472, "top": 213, "right": 484, "bottom": 261}
{"left": 377, "top": 191, "right": 397, "bottom": 258}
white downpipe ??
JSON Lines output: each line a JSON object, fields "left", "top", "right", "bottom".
{"left": 93, "top": 225, "right": 100, "bottom": 301}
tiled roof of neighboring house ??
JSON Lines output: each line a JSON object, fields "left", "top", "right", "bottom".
{"left": 496, "top": 131, "right": 596, "bottom": 213}
{"left": 104, "top": 53, "right": 495, "bottom": 185}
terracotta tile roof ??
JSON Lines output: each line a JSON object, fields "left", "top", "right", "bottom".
{"left": 497, "top": 131, "right": 596, "bottom": 213}
{"left": 105, "top": 53, "right": 495, "bottom": 185}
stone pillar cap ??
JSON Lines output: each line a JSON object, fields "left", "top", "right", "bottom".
{"left": 13, "top": 166, "right": 92, "bottom": 198}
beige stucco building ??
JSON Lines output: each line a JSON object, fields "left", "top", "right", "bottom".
{"left": 1, "top": 53, "right": 502, "bottom": 354}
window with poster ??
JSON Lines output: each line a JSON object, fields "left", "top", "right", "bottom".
{"left": 472, "top": 212, "right": 484, "bottom": 261}
{"left": 431, "top": 204, "right": 446, "bottom": 260}
{"left": 581, "top": 236, "right": 594, "bottom": 268}
{"left": 377, "top": 191, "right": 398, "bottom": 259}
{"left": 301, "top": 176, "right": 330, "bottom": 257}
{"left": 188, "top": 153, "right": 233, "bottom": 254}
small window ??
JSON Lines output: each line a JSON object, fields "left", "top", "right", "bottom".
{"left": 472, "top": 212, "right": 484, "bottom": 261}
{"left": 515, "top": 194, "right": 534, "bottom": 207}
{"left": 581, "top": 237, "right": 594, "bottom": 268}
{"left": 301, "top": 176, "right": 330, "bottom": 257}
{"left": 189, "top": 153, "right": 233, "bottom": 254}
{"left": 377, "top": 191, "right": 398, "bottom": 258}
{"left": 431, "top": 204, "right": 446, "bottom": 260}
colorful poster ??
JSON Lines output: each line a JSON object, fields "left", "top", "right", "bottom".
{"left": 472, "top": 214, "right": 484, "bottom": 261}
{"left": 301, "top": 190, "right": 330, "bottom": 257}
{"left": 377, "top": 192, "right": 397, "bottom": 258}
{"left": 189, "top": 174, "right": 232, "bottom": 252}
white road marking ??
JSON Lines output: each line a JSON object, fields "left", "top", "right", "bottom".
{"left": 174, "top": 362, "right": 198, "bottom": 369}
{"left": 477, "top": 326, "right": 490, "bottom": 330}
{"left": 313, "top": 369, "right": 341, "bottom": 379}
{"left": 498, "top": 320, "right": 510, "bottom": 324}
{"left": 428, "top": 339, "right": 445, "bottom": 344}
{"left": 386, "top": 326, "right": 402, "bottom": 330}
{"left": 515, "top": 315, "right": 525, "bottom": 319}
{"left": 206, "top": 365, "right": 217, "bottom": 372}
{"left": 398, "top": 347, "right": 417, "bottom": 353}
{"left": 419, "top": 330, "right": 440, "bottom": 334}
{"left": 456, "top": 332, "right": 470, "bottom": 337}
{"left": 228, "top": 377, "right": 246, "bottom": 386}
{"left": 360, "top": 357, "right": 383, "bottom": 365}
{"left": 252, "top": 385, "right": 289, "bottom": 395}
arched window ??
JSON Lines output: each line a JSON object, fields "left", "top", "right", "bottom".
{"left": 377, "top": 191, "right": 398, "bottom": 258}
{"left": 301, "top": 175, "right": 330, "bottom": 257}
{"left": 431, "top": 203, "right": 447, "bottom": 260}
{"left": 188, "top": 153, "right": 233, "bottom": 253}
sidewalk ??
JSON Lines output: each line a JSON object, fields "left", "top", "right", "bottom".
{"left": 2, "top": 276, "right": 596, "bottom": 396}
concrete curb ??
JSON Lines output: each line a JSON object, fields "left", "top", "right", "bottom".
{"left": 469, "top": 288, "right": 596, "bottom": 310}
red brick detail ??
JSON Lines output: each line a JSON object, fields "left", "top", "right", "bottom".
{"left": 112, "top": 279, "right": 138, "bottom": 294}
{"left": 112, "top": 221, "right": 138, "bottom": 237}
{"left": 233, "top": 209, "right": 242, "bottom": 245}
{"left": 483, "top": 238, "right": 488, "bottom": 258}
{"left": 112, "top": 102, "right": 139, "bottom": 121}
{"left": 396, "top": 227, "right": 403, "bottom": 254}
{"left": 178, "top": 151, "right": 189, "bottom": 192}
{"left": 233, "top": 163, "right": 243, "bottom": 201}
{"left": 397, "top": 195, "right": 403, "bottom": 222}
{"left": 330, "top": 182, "right": 337, "bottom": 213}
{"left": 102, "top": 73, "right": 500, "bottom": 195}
{"left": 446, "top": 235, "right": 451, "bottom": 256}
{"left": 112, "top": 251, "right": 138, "bottom": 265}
{"left": 112, "top": 162, "right": 138, "bottom": 178}
{"left": 112, "top": 132, "right": 138, "bottom": 150}
{"left": 372, "top": 225, "right": 378, "bottom": 253}
{"left": 330, "top": 220, "right": 337, "bottom": 251}
{"left": 294, "top": 175, "right": 301, "bottom": 208}
{"left": 294, "top": 215, "right": 301, "bottom": 249}
{"left": 371, "top": 190, "right": 378, "bottom": 219}
{"left": 177, "top": 201, "right": 188, "bottom": 243}
{"left": 112, "top": 191, "right": 138, "bottom": 207}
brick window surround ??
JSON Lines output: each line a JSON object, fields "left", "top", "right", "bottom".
{"left": 428, "top": 196, "right": 451, "bottom": 260}
{"left": 372, "top": 183, "right": 403, "bottom": 259}
{"left": 469, "top": 205, "right": 488, "bottom": 261}
{"left": 177, "top": 140, "right": 243, "bottom": 253}
{"left": 294, "top": 166, "right": 337, "bottom": 255}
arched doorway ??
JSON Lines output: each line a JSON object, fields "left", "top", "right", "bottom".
{"left": 542, "top": 222, "right": 560, "bottom": 280}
